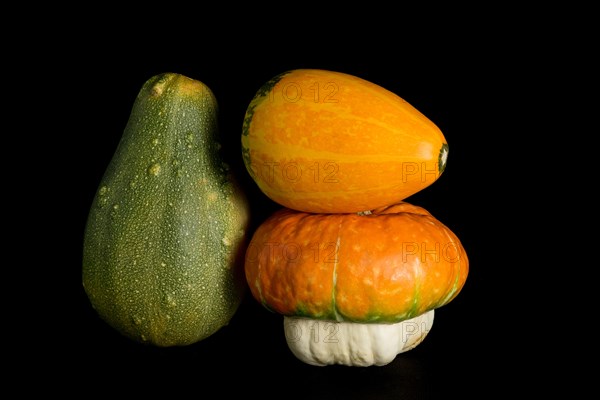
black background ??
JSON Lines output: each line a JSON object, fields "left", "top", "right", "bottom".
{"left": 24, "top": 18, "right": 554, "bottom": 398}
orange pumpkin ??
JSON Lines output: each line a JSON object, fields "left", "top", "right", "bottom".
{"left": 241, "top": 69, "right": 449, "bottom": 214}
{"left": 244, "top": 201, "right": 468, "bottom": 323}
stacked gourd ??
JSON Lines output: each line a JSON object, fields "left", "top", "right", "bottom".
{"left": 241, "top": 69, "right": 469, "bottom": 367}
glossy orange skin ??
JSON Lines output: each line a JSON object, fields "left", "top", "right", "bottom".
{"left": 245, "top": 202, "right": 468, "bottom": 323}
{"left": 241, "top": 69, "right": 449, "bottom": 213}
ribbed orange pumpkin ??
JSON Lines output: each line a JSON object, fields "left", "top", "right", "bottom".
{"left": 244, "top": 201, "right": 468, "bottom": 323}
{"left": 241, "top": 69, "right": 449, "bottom": 214}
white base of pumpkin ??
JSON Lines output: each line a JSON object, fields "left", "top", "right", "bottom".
{"left": 283, "top": 310, "right": 435, "bottom": 367}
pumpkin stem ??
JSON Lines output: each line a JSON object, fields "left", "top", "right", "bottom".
{"left": 438, "top": 143, "right": 449, "bottom": 174}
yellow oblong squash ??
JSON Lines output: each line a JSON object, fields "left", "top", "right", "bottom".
{"left": 241, "top": 69, "right": 448, "bottom": 213}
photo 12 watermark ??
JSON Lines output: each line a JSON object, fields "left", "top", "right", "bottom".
{"left": 284, "top": 318, "right": 430, "bottom": 345}
{"left": 247, "top": 160, "right": 441, "bottom": 186}
{"left": 247, "top": 160, "right": 340, "bottom": 185}
{"left": 269, "top": 81, "right": 340, "bottom": 104}
{"left": 247, "top": 240, "right": 463, "bottom": 264}
{"left": 246, "top": 241, "right": 339, "bottom": 264}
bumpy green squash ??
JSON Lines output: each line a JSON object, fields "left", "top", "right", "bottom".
{"left": 82, "top": 73, "right": 250, "bottom": 347}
